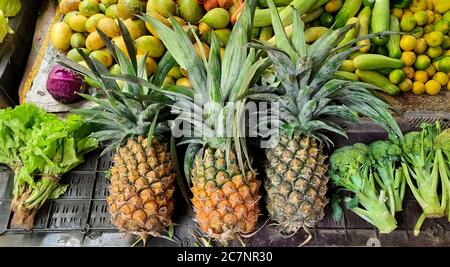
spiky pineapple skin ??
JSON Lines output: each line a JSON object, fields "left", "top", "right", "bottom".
{"left": 191, "top": 147, "right": 261, "bottom": 242}
{"left": 265, "top": 134, "right": 329, "bottom": 234}
{"left": 107, "top": 136, "right": 175, "bottom": 237}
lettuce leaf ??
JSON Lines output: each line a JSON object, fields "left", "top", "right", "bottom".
{"left": 0, "top": 10, "right": 12, "bottom": 43}
{"left": 0, "top": 0, "right": 21, "bottom": 17}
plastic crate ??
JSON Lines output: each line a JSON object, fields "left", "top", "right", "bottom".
{"left": 0, "top": 0, "right": 41, "bottom": 106}
{"left": 0, "top": 113, "right": 450, "bottom": 246}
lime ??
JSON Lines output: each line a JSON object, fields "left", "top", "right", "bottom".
{"left": 400, "top": 35, "right": 418, "bottom": 51}
{"left": 86, "top": 14, "right": 106, "bottom": 33}
{"left": 433, "top": 72, "right": 449, "bottom": 86}
{"left": 90, "top": 50, "right": 113, "bottom": 68}
{"left": 123, "top": 18, "right": 141, "bottom": 40}
{"left": 413, "top": 11, "right": 428, "bottom": 26}
{"left": 67, "top": 48, "right": 90, "bottom": 62}
{"left": 426, "top": 47, "right": 443, "bottom": 59}
{"left": 99, "top": 3, "right": 107, "bottom": 13}
{"left": 97, "top": 17, "right": 119, "bottom": 38}
{"left": 86, "top": 31, "right": 105, "bottom": 51}
{"left": 444, "top": 10, "right": 450, "bottom": 22}
{"left": 442, "top": 36, "right": 450, "bottom": 49}
{"left": 423, "top": 24, "right": 434, "bottom": 33}
{"left": 399, "top": 78, "right": 413, "bottom": 92}
{"left": 412, "top": 27, "right": 424, "bottom": 38}
{"left": 320, "top": 13, "right": 334, "bottom": 28}
{"left": 437, "top": 57, "right": 450, "bottom": 72}
{"left": 401, "top": 51, "right": 416, "bottom": 66}
{"left": 434, "top": 19, "right": 449, "bottom": 34}
{"left": 411, "top": 81, "right": 425, "bottom": 94}
{"left": 203, "top": 8, "right": 230, "bottom": 29}
{"left": 134, "top": 19, "right": 148, "bottom": 36}
{"left": 109, "top": 64, "right": 121, "bottom": 75}
{"left": 68, "top": 14, "right": 88, "bottom": 32}
{"left": 414, "top": 38, "right": 428, "bottom": 54}
{"left": 63, "top": 11, "right": 79, "bottom": 24}
{"left": 153, "top": 0, "right": 177, "bottom": 17}
{"left": 101, "top": 0, "right": 118, "bottom": 6}
{"left": 79, "top": 0, "right": 100, "bottom": 17}
{"left": 425, "top": 80, "right": 441, "bottom": 95}
{"left": 424, "top": 31, "right": 444, "bottom": 47}
{"left": 70, "top": 33, "right": 86, "bottom": 48}
{"left": 51, "top": 22, "right": 73, "bottom": 51}
{"left": 176, "top": 77, "right": 192, "bottom": 88}
{"left": 135, "top": 35, "right": 166, "bottom": 58}
{"left": 414, "top": 54, "right": 431, "bottom": 70}
{"left": 400, "top": 16, "right": 417, "bottom": 32}
{"left": 105, "top": 4, "right": 119, "bottom": 19}
{"left": 167, "top": 66, "right": 182, "bottom": 79}
{"left": 214, "top": 28, "right": 231, "bottom": 47}
{"left": 389, "top": 69, "right": 406, "bottom": 84}
{"left": 163, "top": 76, "right": 175, "bottom": 87}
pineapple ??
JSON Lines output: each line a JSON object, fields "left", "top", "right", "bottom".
{"left": 254, "top": 1, "right": 403, "bottom": 238}
{"left": 143, "top": 0, "right": 264, "bottom": 243}
{"left": 57, "top": 21, "right": 177, "bottom": 241}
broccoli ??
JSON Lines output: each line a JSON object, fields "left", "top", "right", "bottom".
{"left": 330, "top": 143, "right": 397, "bottom": 234}
{"left": 400, "top": 123, "right": 447, "bottom": 235}
{"left": 435, "top": 128, "right": 450, "bottom": 222}
{"left": 368, "top": 140, "right": 405, "bottom": 215}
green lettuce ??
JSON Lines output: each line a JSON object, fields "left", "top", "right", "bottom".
{"left": 0, "top": 10, "right": 12, "bottom": 43}
{"left": 0, "top": 104, "right": 98, "bottom": 229}
{"left": 0, "top": 0, "right": 21, "bottom": 17}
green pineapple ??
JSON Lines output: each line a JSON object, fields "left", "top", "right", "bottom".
{"left": 57, "top": 20, "right": 178, "bottom": 242}
{"left": 253, "top": 0, "right": 402, "bottom": 241}
{"left": 141, "top": 0, "right": 267, "bottom": 243}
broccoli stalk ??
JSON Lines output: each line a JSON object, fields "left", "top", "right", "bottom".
{"left": 435, "top": 128, "right": 450, "bottom": 222}
{"left": 400, "top": 123, "right": 447, "bottom": 235}
{"left": 369, "top": 140, "right": 406, "bottom": 215}
{"left": 330, "top": 143, "right": 397, "bottom": 233}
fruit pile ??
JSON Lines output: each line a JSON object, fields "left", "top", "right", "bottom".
{"left": 52, "top": 0, "right": 239, "bottom": 89}
{"left": 393, "top": 0, "right": 450, "bottom": 95}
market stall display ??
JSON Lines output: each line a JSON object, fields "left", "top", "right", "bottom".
{"left": 1, "top": 0, "right": 450, "bottom": 247}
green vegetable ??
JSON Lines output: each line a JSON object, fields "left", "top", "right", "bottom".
{"left": 0, "top": 10, "right": 12, "bottom": 43}
{"left": 353, "top": 54, "right": 404, "bottom": 69}
{"left": 302, "top": 7, "right": 324, "bottom": 23}
{"left": 337, "top": 17, "right": 359, "bottom": 51}
{"left": 363, "top": 0, "right": 375, "bottom": 7}
{"left": 319, "top": 12, "right": 334, "bottom": 28}
{"left": 0, "top": 0, "right": 21, "bottom": 17}
{"left": 391, "top": 0, "right": 411, "bottom": 9}
{"left": 356, "top": 69, "right": 400, "bottom": 95}
{"left": 0, "top": 104, "right": 98, "bottom": 229}
{"left": 357, "top": 6, "right": 371, "bottom": 53}
{"left": 400, "top": 123, "right": 447, "bottom": 236}
{"left": 330, "top": 143, "right": 398, "bottom": 233}
{"left": 333, "top": 70, "right": 359, "bottom": 81}
{"left": 257, "top": 0, "right": 292, "bottom": 8}
{"left": 369, "top": 140, "right": 406, "bottom": 214}
{"left": 435, "top": 128, "right": 450, "bottom": 222}
{"left": 387, "top": 15, "right": 401, "bottom": 58}
{"left": 335, "top": 0, "right": 362, "bottom": 28}
{"left": 372, "top": 0, "right": 390, "bottom": 45}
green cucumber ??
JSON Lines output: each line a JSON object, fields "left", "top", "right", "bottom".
{"left": 387, "top": 15, "right": 401, "bottom": 58}
{"left": 356, "top": 69, "right": 400, "bottom": 95}
{"left": 357, "top": 6, "right": 372, "bottom": 53}
{"left": 353, "top": 54, "right": 404, "bottom": 70}
{"left": 334, "top": 71, "right": 360, "bottom": 81}
{"left": 372, "top": 0, "right": 390, "bottom": 45}
{"left": 338, "top": 17, "right": 360, "bottom": 50}
{"left": 335, "top": 0, "right": 363, "bottom": 28}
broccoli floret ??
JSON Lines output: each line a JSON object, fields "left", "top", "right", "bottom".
{"left": 435, "top": 129, "right": 450, "bottom": 156}
{"left": 330, "top": 143, "right": 397, "bottom": 233}
{"left": 369, "top": 140, "right": 404, "bottom": 214}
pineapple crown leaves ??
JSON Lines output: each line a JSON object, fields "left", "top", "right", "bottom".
{"left": 56, "top": 20, "right": 177, "bottom": 155}
{"left": 139, "top": 0, "right": 268, "bottom": 175}
{"left": 250, "top": 0, "right": 402, "bottom": 147}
